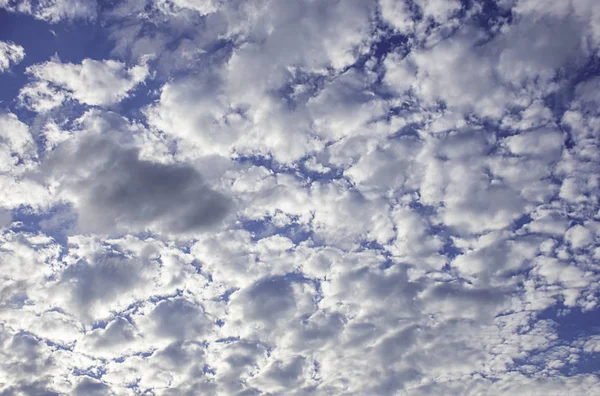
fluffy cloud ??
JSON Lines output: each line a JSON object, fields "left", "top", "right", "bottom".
{"left": 19, "top": 58, "right": 149, "bottom": 112}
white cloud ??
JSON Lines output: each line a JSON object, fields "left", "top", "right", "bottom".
{"left": 0, "top": 0, "right": 97, "bottom": 22}
{"left": 19, "top": 58, "right": 149, "bottom": 112}
{"left": 0, "top": 111, "right": 36, "bottom": 173}
{"left": 156, "top": 0, "right": 221, "bottom": 16}
{"left": 143, "top": 0, "right": 377, "bottom": 162}
{"left": 0, "top": 112, "right": 52, "bottom": 212}
{"left": 565, "top": 224, "right": 595, "bottom": 250}
{"left": 0, "top": 41, "right": 24, "bottom": 73}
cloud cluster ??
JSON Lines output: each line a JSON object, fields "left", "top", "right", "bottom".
{"left": 1, "top": 0, "right": 600, "bottom": 395}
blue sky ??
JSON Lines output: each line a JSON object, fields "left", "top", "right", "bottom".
{"left": 1, "top": 0, "right": 600, "bottom": 395}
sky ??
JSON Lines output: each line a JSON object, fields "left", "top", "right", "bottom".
{"left": 0, "top": 0, "right": 600, "bottom": 395}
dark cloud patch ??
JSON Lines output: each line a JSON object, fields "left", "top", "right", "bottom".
{"left": 152, "top": 340, "right": 206, "bottom": 370}
{"left": 149, "top": 298, "right": 212, "bottom": 341}
{"left": 0, "top": 330, "right": 58, "bottom": 395}
{"left": 0, "top": 381, "right": 60, "bottom": 396}
{"left": 72, "top": 377, "right": 111, "bottom": 396}
{"left": 239, "top": 277, "right": 297, "bottom": 325}
{"left": 48, "top": 135, "right": 231, "bottom": 234}
{"left": 83, "top": 317, "right": 136, "bottom": 350}
{"left": 60, "top": 252, "right": 143, "bottom": 313}
{"left": 259, "top": 356, "right": 307, "bottom": 390}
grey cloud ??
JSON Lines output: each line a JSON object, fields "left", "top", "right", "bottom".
{"left": 221, "top": 340, "right": 266, "bottom": 372}
{"left": 60, "top": 252, "right": 143, "bottom": 314}
{"left": 49, "top": 135, "right": 231, "bottom": 234}
{"left": 162, "top": 380, "right": 219, "bottom": 396}
{"left": 72, "top": 377, "right": 111, "bottom": 396}
{"left": 53, "top": 241, "right": 163, "bottom": 323}
{"left": 152, "top": 340, "right": 206, "bottom": 370}
{"left": 149, "top": 298, "right": 212, "bottom": 341}
{"left": 256, "top": 355, "right": 307, "bottom": 390}
{"left": 0, "top": 381, "right": 59, "bottom": 396}
{"left": 0, "top": 209, "right": 11, "bottom": 228}
{"left": 80, "top": 317, "right": 137, "bottom": 353}
{"left": 211, "top": 340, "right": 268, "bottom": 394}
{"left": 236, "top": 277, "right": 297, "bottom": 325}
{"left": 374, "top": 325, "right": 420, "bottom": 367}
{"left": 288, "top": 311, "right": 345, "bottom": 352}
{"left": 0, "top": 329, "right": 58, "bottom": 395}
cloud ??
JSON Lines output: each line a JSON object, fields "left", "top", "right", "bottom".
{"left": 155, "top": 0, "right": 221, "bottom": 16}
{"left": 0, "top": 0, "right": 97, "bottom": 22}
{"left": 45, "top": 123, "right": 231, "bottom": 235}
{"left": 380, "top": 0, "right": 461, "bottom": 33}
{"left": 0, "top": 40, "right": 24, "bottom": 73}
{"left": 57, "top": 250, "right": 152, "bottom": 319}
{"left": 71, "top": 377, "right": 110, "bottom": 396}
{"left": 141, "top": 0, "right": 377, "bottom": 162}
{"left": 0, "top": 111, "right": 36, "bottom": 173}
{"left": 145, "top": 297, "right": 213, "bottom": 341}
{"left": 19, "top": 58, "right": 149, "bottom": 112}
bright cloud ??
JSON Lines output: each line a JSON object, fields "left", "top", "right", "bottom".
{"left": 19, "top": 58, "right": 149, "bottom": 112}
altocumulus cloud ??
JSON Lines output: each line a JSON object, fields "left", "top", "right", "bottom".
{"left": 0, "top": 0, "right": 600, "bottom": 395}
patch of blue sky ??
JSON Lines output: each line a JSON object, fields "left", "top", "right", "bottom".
{"left": 233, "top": 153, "right": 344, "bottom": 185}
{"left": 538, "top": 304, "right": 600, "bottom": 344}
{"left": 242, "top": 217, "right": 313, "bottom": 245}
{"left": 71, "top": 365, "right": 107, "bottom": 380}
{"left": 10, "top": 203, "right": 74, "bottom": 251}
{"left": 504, "top": 301, "right": 600, "bottom": 377}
